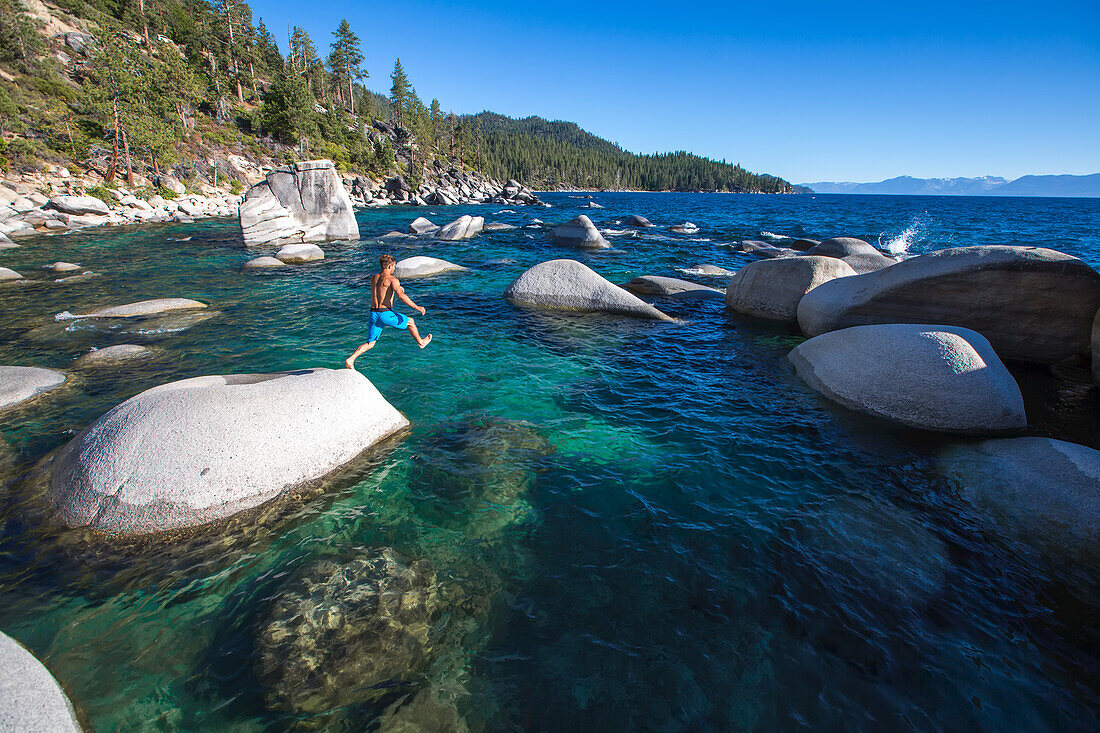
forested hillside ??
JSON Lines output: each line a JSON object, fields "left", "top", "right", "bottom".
{"left": 0, "top": 0, "right": 790, "bottom": 193}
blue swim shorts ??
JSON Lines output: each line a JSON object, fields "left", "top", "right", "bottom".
{"left": 367, "top": 309, "right": 410, "bottom": 343}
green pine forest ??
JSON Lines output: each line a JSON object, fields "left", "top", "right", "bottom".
{"left": 0, "top": 0, "right": 792, "bottom": 193}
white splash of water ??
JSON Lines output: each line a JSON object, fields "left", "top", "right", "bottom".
{"left": 880, "top": 224, "right": 918, "bottom": 256}
{"left": 679, "top": 265, "right": 734, "bottom": 278}
{"left": 759, "top": 230, "right": 792, "bottom": 241}
{"left": 54, "top": 310, "right": 79, "bottom": 321}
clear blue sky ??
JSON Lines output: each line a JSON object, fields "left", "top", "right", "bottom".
{"left": 250, "top": 1, "right": 1099, "bottom": 183}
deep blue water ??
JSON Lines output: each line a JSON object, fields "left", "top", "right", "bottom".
{"left": 0, "top": 192, "right": 1097, "bottom": 731}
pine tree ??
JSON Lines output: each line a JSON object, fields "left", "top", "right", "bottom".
{"left": 260, "top": 64, "right": 317, "bottom": 146}
{"left": 0, "top": 0, "right": 44, "bottom": 63}
{"left": 254, "top": 19, "right": 282, "bottom": 73}
{"left": 328, "top": 19, "right": 364, "bottom": 114}
{"left": 429, "top": 98, "right": 441, "bottom": 151}
{"left": 389, "top": 58, "right": 409, "bottom": 128}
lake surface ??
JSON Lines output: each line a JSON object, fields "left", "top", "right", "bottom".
{"left": 0, "top": 192, "right": 1097, "bottom": 730}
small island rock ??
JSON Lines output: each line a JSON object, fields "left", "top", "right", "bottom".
{"left": 243, "top": 256, "right": 286, "bottom": 269}
{"left": 47, "top": 368, "right": 409, "bottom": 535}
{"left": 239, "top": 160, "right": 359, "bottom": 245}
{"left": 797, "top": 245, "right": 1100, "bottom": 364}
{"left": 551, "top": 215, "right": 609, "bottom": 249}
{"left": 408, "top": 216, "right": 438, "bottom": 235}
{"left": 45, "top": 262, "right": 82, "bottom": 273}
{"left": 622, "top": 215, "right": 654, "bottom": 227}
{"left": 437, "top": 215, "right": 484, "bottom": 240}
{"left": 0, "top": 267, "right": 23, "bottom": 282}
{"left": 725, "top": 256, "right": 856, "bottom": 322}
{"left": 394, "top": 256, "right": 468, "bottom": 279}
{"left": 788, "top": 324, "right": 1026, "bottom": 433}
{"left": 0, "top": 632, "right": 81, "bottom": 732}
{"left": 274, "top": 243, "right": 324, "bottom": 264}
{"left": 0, "top": 366, "right": 66, "bottom": 411}
{"left": 505, "top": 259, "right": 673, "bottom": 321}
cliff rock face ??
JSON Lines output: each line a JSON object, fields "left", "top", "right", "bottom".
{"left": 239, "top": 160, "right": 359, "bottom": 245}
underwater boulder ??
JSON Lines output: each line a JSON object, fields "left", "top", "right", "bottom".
{"left": 669, "top": 222, "right": 699, "bottom": 234}
{"left": 789, "top": 324, "right": 1026, "bottom": 433}
{"left": 725, "top": 256, "right": 856, "bottom": 323}
{"left": 0, "top": 632, "right": 82, "bottom": 732}
{"left": 622, "top": 275, "right": 723, "bottom": 300}
{"left": 797, "top": 246, "right": 1100, "bottom": 364}
{"left": 394, "top": 256, "right": 468, "bottom": 279}
{"left": 255, "top": 547, "right": 441, "bottom": 716}
{"left": 505, "top": 259, "right": 674, "bottom": 321}
{"left": 47, "top": 368, "right": 409, "bottom": 535}
{"left": 74, "top": 344, "right": 150, "bottom": 367}
{"left": 0, "top": 366, "right": 66, "bottom": 411}
{"left": 70, "top": 298, "right": 207, "bottom": 318}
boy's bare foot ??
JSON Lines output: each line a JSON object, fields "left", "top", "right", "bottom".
{"left": 418, "top": 334, "right": 433, "bottom": 349}
{"left": 345, "top": 358, "right": 357, "bottom": 370}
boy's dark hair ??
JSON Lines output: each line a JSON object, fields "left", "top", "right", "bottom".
{"left": 380, "top": 254, "right": 397, "bottom": 269}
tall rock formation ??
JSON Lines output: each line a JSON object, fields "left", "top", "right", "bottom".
{"left": 239, "top": 160, "right": 359, "bottom": 245}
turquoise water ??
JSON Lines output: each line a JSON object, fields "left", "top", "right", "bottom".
{"left": 0, "top": 193, "right": 1097, "bottom": 730}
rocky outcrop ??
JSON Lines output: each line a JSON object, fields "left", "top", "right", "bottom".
{"left": 0, "top": 633, "right": 81, "bottom": 732}
{"left": 0, "top": 366, "right": 66, "bottom": 411}
{"left": 74, "top": 344, "right": 150, "bottom": 367}
{"left": 797, "top": 246, "right": 1100, "bottom": 364}
{"left": 408, "top": 216, "right": 438, "bottom": 235}
{"left": 394, "top": 256, "right": 468, "bottom": 279}
{"left": 551, "top": 215, "right": 609, "bottom": 249}
{"left": 243, "top": 256, "right": 285, "bottom": 269}
{"left": 622, "top": 275, "right": 723, "bottom": 300}
{"left": 940, "top": 438, "right": 1100, "bottom": 557}
{"left": 47, "top": 368, "right": 409, "bottom": 535}
{"left": 803, "top": 237, "right": 895, "bottom": 273}
{"left": 72, "top": 298, "right": 207, "bottom": 318}
{"left": 256, "top": 547, "right": 441, "bottom": 715}
{"left": 274, "top": 243, "right": 324, "bottom": 264}
{"left": 437, "top": 215, "right": 484, "bottom": 241}
{"left": 505, "top": 259, "right": 673, "bottom": 321}
{"left": 239, "top": 160, "right": 359, "bottom": 245}
{"left": 788, "top": 324, "right": 1026, "bottom": 433}
{"left": 46, "top": 194, "right": 110, "bottom": 216}
{"left": 725, "top": 256, "right": 856, "bottom": 322}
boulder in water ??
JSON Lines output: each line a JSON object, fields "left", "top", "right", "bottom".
{"left": 551, "top": 215, "right": 609, "bottom": 249}
{"left": 47, "top": 368, "right": 409, "bottom": 535}
{"left": 394, "top": 256, "right": 468, "bottom": 279}
{"left": 0, "top": 632, "right": 81, "bottom": 732}
{"left": 804, "top": 237, "right": 895, "bottom": 273}
{"left": 74, "top": 344, "right": 150, "bottom": 367}
{"left": 238, "top": 160, "right": 359, "bottom": 245}
{"left": 622, "top": 215, "right": 654, "bottom": 227}
{"left": 725, "top": 256, "right": 856, "bottom": 322}
{"left": 483, "top": 222, "right": 516, "bottom": 231}
{"left": 504, "top": 259, "right": 674, "bottom": 321}
{"left": 789, "top": 238, "right": 820, "bottom": 252}
{"left": 45, "top": 262, "right": 82, "bottom": 273}
{"left": 256, "top": 548, "right": 441, "bottom": 715}
{"left": 670, "top": 222, "right": 699, "bottom": 234}
{"left": 73, "top": 298, "right": 207, "bottom": 318}
{"left": 408, "top": 216, "right": 438, "bottom": 235}
{"left": 46, "top": 195, "right": 110, "bottom": 216}
{"left": 686, "top": 264, "right": 734, "bottom": 277}
{"left": 437, "top": 215, "right": 484, "bottom": 240}
{"left": 0, "top": 366, "right": 66, "bottom": 411}
{"left": 940, "top": 438, "right": 1100, "bottom": 559}
{"left": 243, "top": 256, "right": 286, "bottom": 269}
{"left": 797, "top": 245, "right": 1100, "bottom": 364}
{"left": 0, "top": 267, "right": 23, "bottom": 282}
{"left": 788, "top": 324, "right": 1026, "bottom": 433}
{"left": 274, "top": 243, "right": 324, "bottom": 264}
{"left": 622, "top": 275, "right": 723, "bottom": 300}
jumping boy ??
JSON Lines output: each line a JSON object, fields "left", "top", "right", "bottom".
{"left": 345, "top": 254, "right": 432, "bottom": 369}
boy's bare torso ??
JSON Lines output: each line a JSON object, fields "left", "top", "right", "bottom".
{"left": 371, "top": 272, "right": 398, "bottom": 309}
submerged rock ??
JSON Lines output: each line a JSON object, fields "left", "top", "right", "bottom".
{"left": 47, "top": 368, "right": 409, "bottom": 535}
{"left": 275, "top": 242, "right": 324, "bottom": 264}
{"left": 940, "top": 437, "right": 1100, "bottom": 558}
{"left": 797, "top": 246, "right": 1100, "bottom": 364}
{"left": 685, "top": 264, "right": 734, "bottom": 277}
{"left": 0, "top": 632, "right": 82, "bottom": 732}
{"left": 239, "top": 160, "right": 359, "bottom": 245}
{"left": 505, "top": 259, "right": 674, "bottom": 321}
{"left": 789, "top": 324, "right": 1026, "bottom": 433}
{"left": 437, "top": 215, "right": 484, "bottom": 240}
{"left": 0, "top": 267, "right": 23, "bottom": 282}
{"left": 408, "top": 216, "right": 438, "bottom": 235}
{"left": 0, "top": 366, "right": 66, "bottom": 411}
{"left": 669, "top": 222, "right": 699, "bottom": 234}
{"left": 622, "top": 275, "right": 723, "bottom": 300}
{"left": 394, "top": 256, "right": 468, "bottom": 279}
{"left": 725, "top": 256, "right": 856, "bottom": 323}
{"left": 73, "top": 298, "right": 207, "bottom": 318}
{"left": 622, "top": 215, "right": 654, "bottom": 227}
{"left": 483, "top": 222, "right": 516, "bottom": 231}
{"left": 242, "top": 256, "right": 285, "bottom": 269}
{"left": 804, "top": 237, "right": 895, "bottom": 273}
{"left": 74, "top": 344, "right": 150, "bottom": 367}
{"left": 45, "top": 262, "right": 82, "bottom": 273}
{"left": 551, "top": 215, "right": 609, "bottom": 249}
{"left": 256, "top": 548, "right": 441, "bottom": 716}
{"left": 379, "top": 685, "right": 469, "bottom": 733}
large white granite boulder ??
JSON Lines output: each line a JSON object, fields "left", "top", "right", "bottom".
{"left": 551, "top": 215, "right": 609, "bottom": 249}
{"left": 243, "top": 256, "right": 286, "bottom": 269}
{"left": 437, "top": 215, "right": 484, "bottom": 240}
{"left": 803, "top": 236, "right": 895, "bottom": 274}
{"left": 0, "top": 366, "right": 66, "bottom": 411}
{"left": 0, "top": 633, "right": 81, "bottom": 732}
{"left": 47, "top": 368, "right": 409, "bottom": 535}
{"left": 47, "top": 194, "right": 110, "bottom": 216}
{"left": 788, "top": 324, "right": 1026, "bottom": 433}
{"left": 274, "top": 243, "right": 324, "bottom": 264}
{"left": 505, "top": 259, "right": 673, "bottom": 321}
{"left": 726, "top": 256, "right": 856, "bottom": 322}
{"left": 940, "top": 437, "right": 1100, "bottom": 557}
{"left": 393, "top": 256, "right": 468, "bottom": 279}
{"left": 797, "top": 246, "right": 1100, "bottom": 364}
{"left": 239, "top": 160, "right": 359, "bottom": 245}
{"left": 0, "top": 267, "right": 23, "bottom": 282}
{"left": 408, "top": 216, "right": 438, "bottom": 235}
{"left": 71, "top": 298, "right": 207, "bottom": 318}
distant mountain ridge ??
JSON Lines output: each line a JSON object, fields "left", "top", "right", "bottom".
{"left": 801, "top": 173, "right": 1100, "bottom": 197}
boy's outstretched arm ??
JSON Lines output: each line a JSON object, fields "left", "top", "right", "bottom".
{"left": 393, "top": 279, "right": 426, "bottom": 315}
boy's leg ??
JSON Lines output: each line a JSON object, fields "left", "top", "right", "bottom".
{"left": 405, "top": 317, "right": 432, "bottom": 349}
{"left": 345, "top": 340, "right": 375, "bottom": 369}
